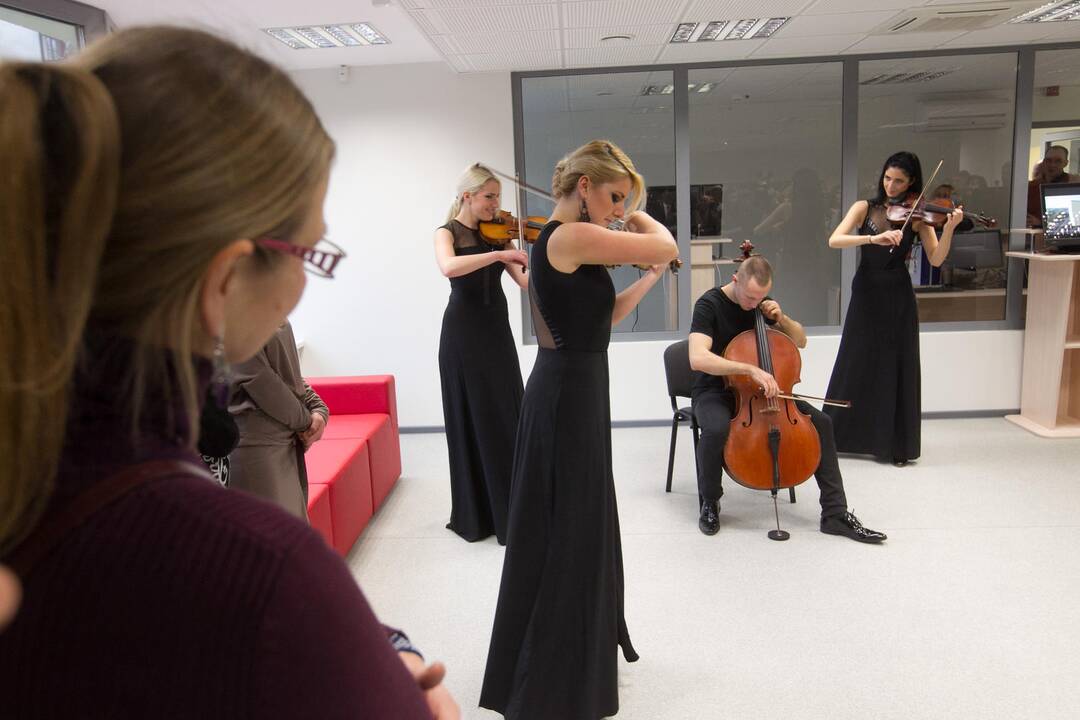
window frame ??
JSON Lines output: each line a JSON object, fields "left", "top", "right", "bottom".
{"left": 512, "top": 40, "right": 1080, "bottom": 342}
{"left": 1, "top": 0, "right": 109, "bottom": 49}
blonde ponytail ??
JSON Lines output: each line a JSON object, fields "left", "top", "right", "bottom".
{"left": 0, "top": 63, "right": 121, "bottom": 554}
{"left": 1, "top": 26, "right": 334, "bottom": 554}
{"left": 445, "top": 162, "right": 499, "bottom": 223}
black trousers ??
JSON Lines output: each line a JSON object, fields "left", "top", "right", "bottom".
{"left": 692, "top": 389, "right": 848, "bottom": 518}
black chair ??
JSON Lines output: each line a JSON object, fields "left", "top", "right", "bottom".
{"left": 662, "top": 339, "right": 796, "bottom": 504}
{"left": 662, "top": 340, "right": 700, "bottom": 493}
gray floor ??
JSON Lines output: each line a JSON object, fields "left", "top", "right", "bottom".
{"left": 347, "top": 419, "right": 1080, "bottom": 720}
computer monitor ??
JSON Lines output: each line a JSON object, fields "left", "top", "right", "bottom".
{"left": 1041, "top": 182, "right": 1080, "bottom": 253}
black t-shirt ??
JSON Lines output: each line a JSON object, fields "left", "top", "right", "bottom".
{"left": 689, "top": 286, "right": 774, "bottom": 395}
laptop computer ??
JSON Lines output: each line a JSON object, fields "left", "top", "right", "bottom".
{"left": 1041, "top": 181, "right": 1080, "bottom": 253}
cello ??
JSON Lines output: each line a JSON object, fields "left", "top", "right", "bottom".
{"left": 721, "top": 241, "right": 850, "bottom": 541}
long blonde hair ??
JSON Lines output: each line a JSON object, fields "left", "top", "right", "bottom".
{"left": 551, "top": 140, "right": 646, "bottom": 213}
{"left": 445, "top": 162, "right": 499, "bottom": 223}
{"left": 0, "top": 27, "right": 334, "bottom": 555}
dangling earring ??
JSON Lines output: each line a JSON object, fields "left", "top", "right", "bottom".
{"left": 579, "top": 198, "right": 591, "bottom": 223}
{"left": 210, "top": 335, "right": 232, "bottom": 409}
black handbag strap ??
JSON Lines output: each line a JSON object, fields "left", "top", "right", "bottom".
{"left": 5, "top": 459, "right": 213, "bottom": 579}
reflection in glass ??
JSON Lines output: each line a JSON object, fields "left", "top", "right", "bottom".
{"left": 0, "top": 7, "right": 81, "bottom": 62}
{"left": 689, "top": 63, "right": 843, "bottom": 327}
{"left": 1031, "top": 49, "right": 1080, "bottom": 252}
{"left": 858, "top": 53, "right": 1017, "bottom": 323}
{"left": 520, "top": 71, "right": 678, "bottom": 334}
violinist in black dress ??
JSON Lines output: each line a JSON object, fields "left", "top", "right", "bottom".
{"left": 825, "top": 152, "right": 963, "bottom": 466}
{"left": 435, "top": 163, "right": 528, "bottom": 544}
{"left": 688, "top": 255, "right": 887, "bottom": 543}
{"left": 480, "top": 140, "right": 678, "bottom": 720}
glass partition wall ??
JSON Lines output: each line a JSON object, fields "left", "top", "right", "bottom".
{"left": 689, "top": 62, "right": 843, "bottom": 327}
{"left": 514, "top": 43, "right": 1079, "bottom": 342}
{"left": 858, "top": 53, "right": 1018, "bottom": 323}
{"left": 520, "top": 70, "right": 680, "bottom": 335}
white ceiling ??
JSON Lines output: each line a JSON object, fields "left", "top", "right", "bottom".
{"left": 89, "top": 0, "right": 1080, "bottom": 74}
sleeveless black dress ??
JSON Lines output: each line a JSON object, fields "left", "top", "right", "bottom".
{"left": 480, "top": 221, "right": 638, "bottom": 720}
{"left": 824, "top": 201, "right": 921, "bottom": 462}
{"left": 438, "top": 220, "right": 523, "bottom": 544}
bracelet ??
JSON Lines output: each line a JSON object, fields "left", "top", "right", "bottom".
{"left": 388, "top": 630, "right": 423, "bottom": 660}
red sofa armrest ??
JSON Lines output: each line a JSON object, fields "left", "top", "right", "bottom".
{"left": 309, "top": 375, "right": 398, "bottom": 430}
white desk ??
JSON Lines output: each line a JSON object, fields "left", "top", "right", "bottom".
{"left": 691, "top": 237, "right": 734, "bottom": 305}
{"left": 1004, "top": 251, "right": 1080, "bottom": 438}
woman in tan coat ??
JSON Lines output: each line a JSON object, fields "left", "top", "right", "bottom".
{"left": 229, "top": 320, "right": 327, "bottom": 519}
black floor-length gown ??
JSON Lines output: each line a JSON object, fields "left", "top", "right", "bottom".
{"left": 825, "top": 202, "right": 921, "bottom": 462}
{"left": 438, "top": 220, "right": 523, "bottom": 544}
{"left": 480, "top": 221, "right": 638, "bottom": 720}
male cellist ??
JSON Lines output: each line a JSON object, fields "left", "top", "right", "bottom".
{"left": 688, "top": 255, "right": 887, "bottom": 543}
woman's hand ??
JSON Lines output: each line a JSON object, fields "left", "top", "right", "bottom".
{"left": 622, "top": 210, "right": 656, "bottom": 234}
{"left": 870, "top": 229, "right": 902, "bottom": 247}
{"left": 644, "top": 263, "right": 667, "bottom": 278}
{"left": 299, "top": 413, "right": 326, "bottom": 449}
{"left": 398, "top": 652, "right": 461, "bottom": 720}
{"left": 945, "top": 207, "right": 964, "bottom": 231}
{"left": 498, "top": 249, "right": 528, "bottom": 268}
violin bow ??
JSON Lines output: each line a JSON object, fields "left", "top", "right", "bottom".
{"left": 892, "top": 159, "right": 943, "bottom": 252}
{"left": 488, "top": 166, "right": 559, "bottom": 204}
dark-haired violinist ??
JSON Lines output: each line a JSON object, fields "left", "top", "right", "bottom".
{"left": 688, "top": 255, "right": 887, "bottom": 543}
{"left": 434, "top": 163, "right": 527, "bottom": 545}
{"left": 824, "top": 152, "right": 963, "bottom": 467}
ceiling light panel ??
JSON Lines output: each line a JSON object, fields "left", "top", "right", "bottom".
{"left": 724, "top": 19, "right": 759, "bottom": 40}
{"left": 1010, "top": 0, "right": 1080, "bottom": 22}
{"left": 697, "top": 21, "right": 729, "bottom": 41}
{"left": 670, "top": 22, "right": 699, "bottom": 42}
{"left": 752, "top": 18, "right": 790, "bottom": 38}
{"left": 262, "top": 23, "right": 390, "bottom": 49}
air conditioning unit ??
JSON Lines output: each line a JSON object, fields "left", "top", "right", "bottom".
{"left": 872, "top": 1, "right": 1046, "bottom": 33}
{"left": 914, "top": 98, "right": 1012, "bottom": 132}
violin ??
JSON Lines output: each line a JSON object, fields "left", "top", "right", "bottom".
{"left": 603, "top": 219, "right": 683, "bottom": 274}
{"left": 885, "top": 193, "right": 996, "bottom": 229}
{"left": 478, "top": 210, "right": 546, "bottom": 245}
{"left": 721, "top": 241, "right": 849, "bottom": 541}
{"left": 482, "top": 167, "right": 682, "bottom": 273}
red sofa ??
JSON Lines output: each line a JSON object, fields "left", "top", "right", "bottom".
{"left": 304, "top": 375, "right": 402, "bottom": 555}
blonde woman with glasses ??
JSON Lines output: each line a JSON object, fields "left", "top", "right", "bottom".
{"left": 0, "top": 26, "right": 456, "bottom": 719}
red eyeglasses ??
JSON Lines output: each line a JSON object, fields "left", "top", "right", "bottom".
{"left": 256, "top": 237, "right": 347, "bottom": 279}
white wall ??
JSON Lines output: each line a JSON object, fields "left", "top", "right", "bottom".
{"left": 289, "top": 63, "right": 1023, "bottom": 429}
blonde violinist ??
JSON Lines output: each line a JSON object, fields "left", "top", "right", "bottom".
{"left": 434, "top": 163, "right": 527, "bottom": 545}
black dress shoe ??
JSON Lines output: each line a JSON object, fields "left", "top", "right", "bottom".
{"left": 820, "top": 511, "right": 886, "bottom": 544}
{"left": 699, "top": 500, "right": 720, "bottom": 536}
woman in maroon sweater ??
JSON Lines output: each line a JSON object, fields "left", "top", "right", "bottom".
{"left": 0, "top": 26, "right": 456, "bottom": 719}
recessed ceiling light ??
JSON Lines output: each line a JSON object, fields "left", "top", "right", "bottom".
{"left": 751, "top": 17, "right": 789, "bottom": 39}
{"left": 262, "top": 22, "right": 390, "bottom": 50}
{"left": 724, "top": 19, "right": 760, "bottom": 40}
{"left": 639, "top": 84, "right": 675, "bottom": 96}
{"left": 698, "top": 21, "right": 728, "bottom": 41}
{"left": 670, "top": 22, "right": 698, "bottom": 43}
{"left": 1010, "top": 0, "right": 1080, "bottom": 23}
